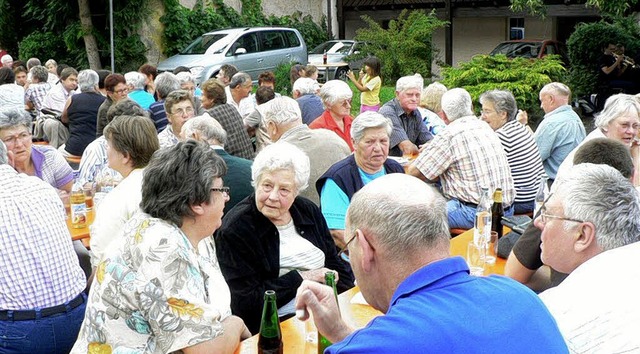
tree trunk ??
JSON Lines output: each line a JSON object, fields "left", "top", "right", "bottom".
{"left": 77, "top": 0, "right": 102, "bottom": 70}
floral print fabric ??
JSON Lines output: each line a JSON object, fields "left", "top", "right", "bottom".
{"left": 71, "top": 212, "right": 224, "bottom": 354}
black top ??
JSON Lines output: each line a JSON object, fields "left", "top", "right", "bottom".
{"left": 215, "top": 194, "right": 354, "bottom": 334}
{"left": 65, "top": 92, "right": 105, "bottom": 156}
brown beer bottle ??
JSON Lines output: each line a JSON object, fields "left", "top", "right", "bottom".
{"left": 491, "top": 188, "right": 504, "bottom": 240}
{"left": 317, "top": 271, "right": 339, "bottom": 353}
{"left": 258, "top": 290, "right": 283, "bottom": 354}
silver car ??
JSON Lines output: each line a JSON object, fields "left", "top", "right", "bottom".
{"left": 308, "top": 40, "right": 365, "bottom": 82}
{"left": 158, "top": 27, "right": 308, "bottom": 84}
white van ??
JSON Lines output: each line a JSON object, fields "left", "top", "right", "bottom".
{"left": 158, "top": 27, "right": 308, "bottom": 84}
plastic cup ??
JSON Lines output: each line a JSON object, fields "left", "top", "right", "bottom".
{"left": 467, "top": 241, "right": 486, "bottom": 276}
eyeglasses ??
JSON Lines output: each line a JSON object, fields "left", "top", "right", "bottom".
{"left": 111, "top": 87, "right": 129, "bottom": 94}
{"left": 172, "top": 107, "right": 195, "bottom": 116}
{"left": 538, "top": 193, "right": 585, "bottom": 225}
{"left": 2, "top": 132, "right": 31, "bottom": 147}
{"left": 211, "top": 186, "right": 230, "bottom": 197}
{"left": 338, "top": 230, "right": 358, "bottom": 263}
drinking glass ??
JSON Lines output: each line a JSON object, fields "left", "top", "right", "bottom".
{"left": 466, "top": 241, "right": 486, "bottom": 276}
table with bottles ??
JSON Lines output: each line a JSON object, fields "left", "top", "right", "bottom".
{"left": 237, "top": 227, "right": 507, "bottom": 353}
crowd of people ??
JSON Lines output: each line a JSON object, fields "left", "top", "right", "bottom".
{"left": 1, "top": 52, "right": 639, "bottom": 354}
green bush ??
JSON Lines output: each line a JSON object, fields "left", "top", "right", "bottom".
{"left": 348, "top": 82, "right": 395, "bottom": 116}
{"left": 566, "top": 19, "right": 640, "bottom": 97}
{"left": 441, "top": 54, "right": 566, "bottom": 127}
{"left": 273, "top": 62, "right": 294, "bottom": 95}
{"left": 351, "top": 9, "right": 447, "bottom": 83}
{"left": 19, "top": 31, "right": 74, "bottom": 65}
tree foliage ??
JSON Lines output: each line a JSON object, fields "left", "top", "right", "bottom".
{"left": 510, "top": 0, "right": 639, "bottom": 18}
{"left": 566, "top": 19, "right": 640, "bottom": 97}
{"left": 441, "top": 54, "right": 566, "bottom": 125}
{"left": 350, "top": 10, "right": 447, "bottom": 82}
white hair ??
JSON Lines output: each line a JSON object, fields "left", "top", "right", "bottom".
{"left": 350, "top": 111, "right": 392, "bottom": 143}
{"left": 182, "top": 114, "right": 227, "bottom": 146}
{"left": 175, "top": 71, "right": 195, "bottom": 85}
{"left": 293, "top": 77, "right": 319, "bottom": 95}
{"left": 77, "top": 69, "right": 99, "bottom": 92}
{"left": 251, "top": 141, "right": 310, "bottom": 193}
{"left": 595, "top": 93, "right": 640, "bottom": 130}
{"left": 125, "top": 71, "right": 146, "bottom": 90}
{"left": 319, "top": 80, "right": 352, "bottom": 108}
{"left": 263, "top": 96, "right": 302, "bottom": 126}
{"left": 0, "top": 140, "right": 7, "bottom": 165}
{"left": 1, "top": 54, "right": 13, "bottom": 64}
{"left": 441, "top": 88, "right": 474, "bottom": 122}
{"left": 396, "top": 74, "right": 423, "bottom": 93}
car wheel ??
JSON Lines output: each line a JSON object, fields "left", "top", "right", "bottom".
{"left": 335, "top": 67, "right": 348, "bottom": 81}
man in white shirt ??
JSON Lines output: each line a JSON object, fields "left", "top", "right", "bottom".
{"left": 225, "top": 72, "right": 253, "bottom": 117}
{"left": 42, "top": 67, "right": 78, "bottom": 114}
{"left": 535, "top": 163, "right": 640, "bottom": 353}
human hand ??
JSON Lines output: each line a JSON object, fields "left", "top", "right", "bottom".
{"left": 346, "top": 70, "right": 356, "bottom": 81}
{"left": 516, "top": 109, "right": 528, "bottom": 125}
{"left": 299, "top": 268, "right": 339, "bottom": 283}
{"left": 295, "top": 280, "right": 353, "bottom": 343}
{"left": 400, "top": 141, "right": 420, "bottom": 158}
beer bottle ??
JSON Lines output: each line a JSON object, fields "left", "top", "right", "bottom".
{"left": 70, "top": 172, "right": 87, "bottom": 229}
{"left": 318, "top": 271, "right": 339, "bottom": 353}
{"left": 258, "top": 290, "right": 283, "bottom": 354}
{"left": 491, "top": 188, "right": 504, "bottom": 240}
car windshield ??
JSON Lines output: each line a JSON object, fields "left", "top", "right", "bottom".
{"left": 181, "top": 34, "right": 230, "bottom": 55}
{"left": 310, "top": 41, "right": 353, "bottom": 55}
{"left": 490, "top": 42, "right": 541, "bottom": 59}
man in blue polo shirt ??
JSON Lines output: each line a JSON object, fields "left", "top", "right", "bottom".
{"left": 295, "top": 173, "right": 568, "bottom": 353}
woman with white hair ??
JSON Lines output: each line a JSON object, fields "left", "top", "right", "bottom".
{"left": 309, "top": 79, "right": 355, "bottom": 150}
{"left": 555, "top": 93, "right": 640, "bottom": 181}
{"left": 60, "top": 69, "right": 105, "bottom": 157}
{"left": 215, "top": 141, "right": 354, "bottom": 335}
{"left": 125, "top": 71, "right": 155, "bottom": 109}
{"left": 316, "top": 111, "right": 404, "bottom": 248}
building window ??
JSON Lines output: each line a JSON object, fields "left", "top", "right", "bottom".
{"left": 510, "top": 18, "right": 524, "bottom": 40}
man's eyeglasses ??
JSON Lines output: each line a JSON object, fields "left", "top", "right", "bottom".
{"left": 172, "top": 107, "right": 195, "bottom": 116}
{"left": 211, "top": 186, "right": 230, "bottom": 197}
{"left": 538, "top": 192, "right": 585, "bottom": 225}
{"left": 338, "top": 230, "right": 358, "bottom": 263}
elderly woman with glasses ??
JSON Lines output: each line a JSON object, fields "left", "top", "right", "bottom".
{"left": 0, "top": 107, "right": 73, "bottom": 192}
{"left": 157, "top": 89, "right": 196, "bottom": 148}
{"left": 555, "top": 93, "right": 640, "bottom": 182}
{"left": 309, "top": 80, "right": 355, "bottom": 151}
{"left": 89, "top": 115, "right": 160, "bottom": 266}
{"left": 73, "top": 141, "right": 251, "bottom": 353}
{"left": 479, "top": 89, "right": 545, "bottom": 214}
{"left": 316, "top": 111, "right": 404, "bottom": 248}
{"left": 215, "top": 141, "right": 354, "bottom": 334}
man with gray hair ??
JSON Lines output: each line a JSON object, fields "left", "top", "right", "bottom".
{"left": 535, "top": 163, "right": 640, "bottom": 352}
{"left": 295, "top": 173, "right": 567, "bottom": 353}
{"left": 226, "top": 72, "right": 253, "bottom": 117}
{"left": 0, "top": 140, "right": 88, "bottom": 353}
{"left": 181, "top": 114, "right": 253, "bottom": 213}
{"left": 24, "top": 65, "right": 52, "bottom": 119}
{"left": 125, "top": 71, "right": 155, "bottom": 109}
{"left": 148, "top": 72, "right": 181, "bottom": 133}
{"left": 1, "top": 54, "right": 13, "bottom": 68}
{"left": 263, "top": 96, "right": 350, "bottom": 205}
{"left": 523, "top": 82, "right": 585, "bottom": 182}
{"left": 292, "top": 77, "right": 323, "bottom": 125}
{"left": 408, "top": 87, "right": 515, "bottom": 229}
{"left": 378, "top": 74, "right": 433, "bottom": 156}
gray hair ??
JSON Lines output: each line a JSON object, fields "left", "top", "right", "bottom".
{"left": 0, "top": 140, "right": 7, "bottom": 164}
{"left": 182, "top": 114, "right": 228, "bottom": 146}
{"left": 396, "top": 74, "right": 424, "bottom": 93}
{"left": 293, "top": 77, "right": 319, "bottom": 95}
{"left": 175, "top": 71, "right": 195, "bottom": 85}
{"left": 77, "top": 69, "right": 99, "bottom": 92}
{"left": 26, "top": 58, "right": 41, "bottom": 70}
{"left": 229, "top": 72, "right": 252, "bottom": 89}
{"left": 556, "top": 163, "right": 640, "bottom": 252}
{"left": 106, "top": 98, "right": 147, "bottom": 123}
{"left": 30, "top": 65, "right": 48, "bottom": 83}
{"left": 420, "top": 82, "right": 447, "bottom": 112}
{"left": 595, "top": 93, "right": 640, "bottom": 130}
{"left": 540, "top": 82, "right": 571, "bottom": 100}
{"left": 0, "top": 54, "right": 12, "bottom": 65}
{"left": 141, "top": 140, "right": 227, "bottom": 227}
{"left": 154, "top": 72, "right": 180, "bottom": 99}
{"left": 125, "top": 71, "right": 146, "bottom": 90}
{"left": 319, "top": 80, "right": 352, "bottom": 109}
{"left": 251, "top": 141, "right": 310, "bottom": 193}
{"left": 45, "top": 59, "right": 57, "bottom": 68}
{"left": 350, "top": 111, "right": 392, "bottom": 143}
{"left": 0, "top": 107, "right": 32, "bottom": 132}
{"left": 263, "top": 96, "right": 302, "bottom": 126}
{"left": 479, "top": 89, "right": 518, "bottom": 122}
{"left": 441, "top": 88, "right": 474, "bottom": 121}
{"left": 347, "top": 174, "right": 450, "bottom": 258}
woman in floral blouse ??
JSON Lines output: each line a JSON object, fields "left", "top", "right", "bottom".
{"left": 72, "top": 141, "right": 250, "bottom": 353}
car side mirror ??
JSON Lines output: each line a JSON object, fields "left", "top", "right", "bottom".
{"left": 234, "top": 47, "right": 247, "bottom": 55}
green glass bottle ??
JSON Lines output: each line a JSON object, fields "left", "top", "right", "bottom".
{"left": 317, "top": 271, "right": 339, "bottom": 353}
{"left": 258, "top": 290, "right": 283, "bottom": 354}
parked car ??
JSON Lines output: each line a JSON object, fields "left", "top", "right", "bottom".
{"left": 157, "top": 27, "right": 307, "bottom": 84}
{"left": 308, "top": 40, "right": 365, "bottom": 82}
{"left": 490, "top": 40, "right": 568, "bottom": 64}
